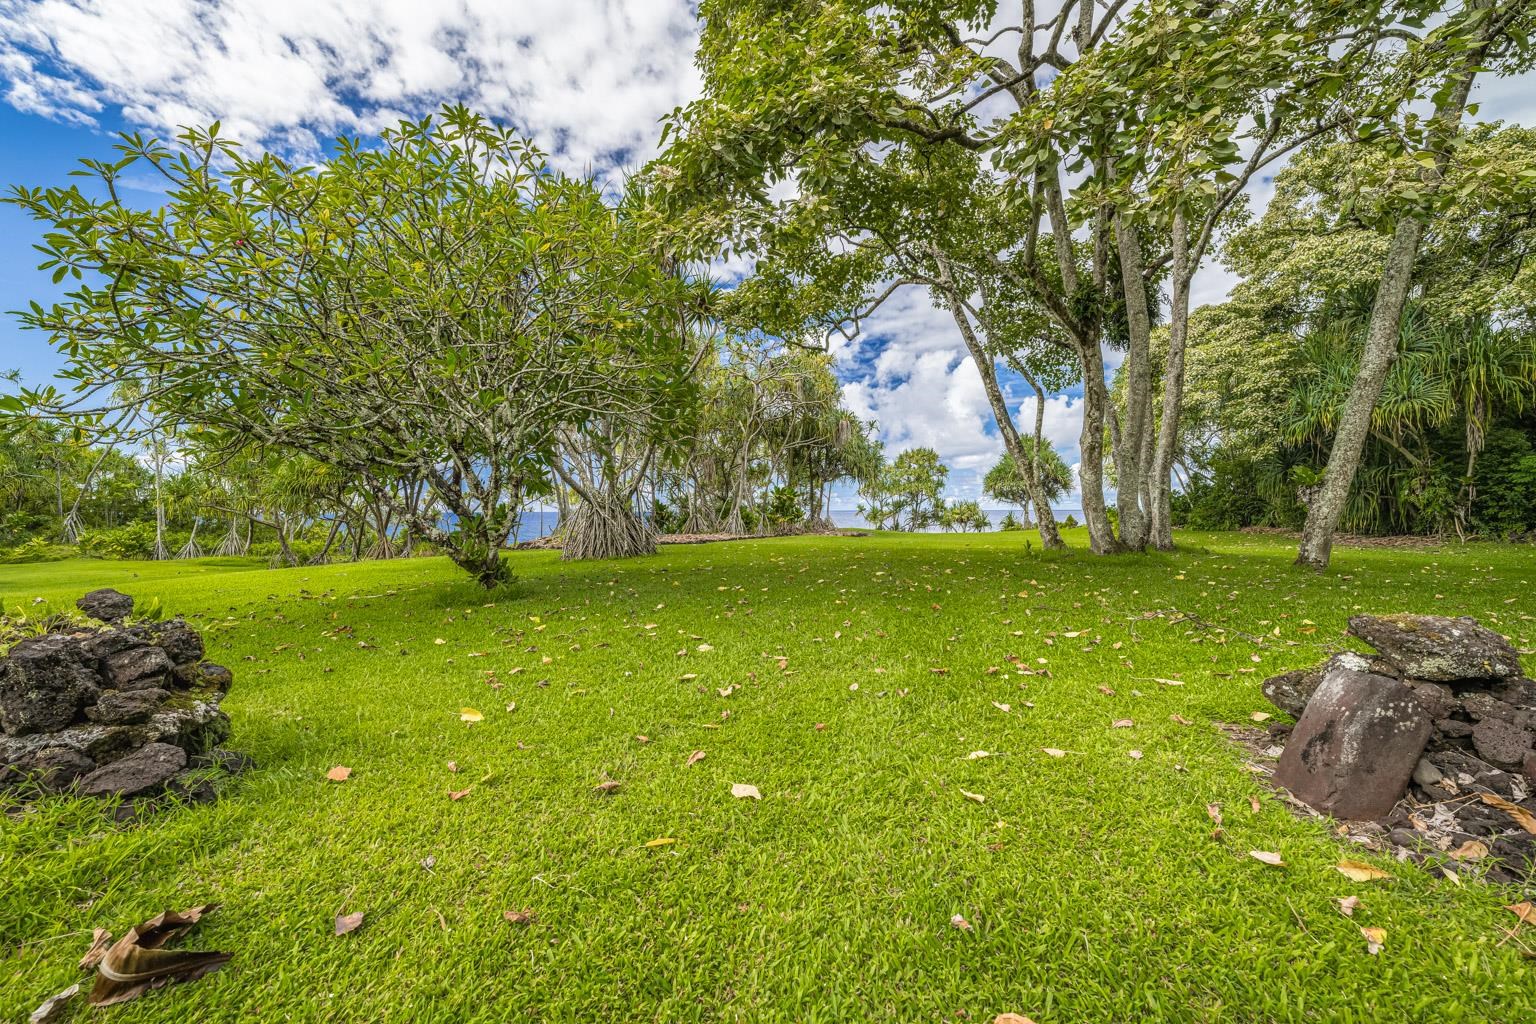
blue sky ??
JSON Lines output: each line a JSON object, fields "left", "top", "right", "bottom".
{"left": 2, "top": 0, "right": 1533, "bottom": 510}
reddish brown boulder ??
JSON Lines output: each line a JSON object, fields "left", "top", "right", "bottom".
{"left": 1273, "top": 665, "right": 1432, "bottom": 820}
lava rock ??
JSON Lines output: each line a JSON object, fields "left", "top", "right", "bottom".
{"left": 148, "top": 619, "right": 204, "bottom": 667}
{"left": 1434, "top": 718, "right": 1475, "bottom": 738}
{"left": 0, "top": 634, "right": 101, "bottom": 735}
{"left": 86, "top": 688, "right": 169, "bottom": 726}
{"left": 100, "top": 645, "right": 174, "bottom": 689}
{"left": 1471, "top": 717, "right": 1533, "bottom": 769}
{"left": 1412, "top": 758, "right": 1444, "bottom": 787}
{"left": 148, "top": 701, "right": 230, "bottom": 754}
{"left": 2, "top": 745, "right": 96, "bottom": 792}
{"left": 174, "top": 661, "right": 233, "bottom": 691}
{"left": 1462, "top": 691, "right": 1532, "bottom": 728}
{"left": 1273, "top": 665, "right": 1432, "bottom": 820}
{"left": 1261, "top": 667, "right": 1323, "bottom": 718}
{"left": 76, "top": 588, "right": 133, "bottom": 623}
{"left": 78, "top": 741, "right": 187, "bottom": 798}
{"left": 1407, "top": 681, "right": 1457, "bottom": 721}
{"left": 1347, "top": 613, "right": 1523, "bottom": 681}
{"left": 1524, "top": 751, "right": 1536, "bottom": 787}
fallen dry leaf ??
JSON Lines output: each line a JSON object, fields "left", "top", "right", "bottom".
{"left": 967, "top": 751, "right": 991, "bottom": 760}
{"left": 644, "top": 837, "right": 676, "bottom": 848}
{"left": 1506, "top": 902, "right": 1536, "bottom": 927}
{"left": 991, "top": 701, "right": 1012, "bottom": 713}
{"left": 1250, "top": 711, "right": 1272, "bottom": 722}
{"left": 78, "top": 928, "right": 112, "bottom": 971}
{"left": 87, "top": 904, "right": 230, "bottom": 1008}
{"left": 1111, "top": 719, "right": 1134, "bottom": 729}
{"left": 325, "top": 765, "right": 351, "bottom": 782}
{"left": 448, "top": 788, "right": 472, "bottom": 801}
{"left": 1097, "top": 685, "right": 1115, "bottom": 696}
{"left": 594, "top": 780, "right": 621, "bottom": 795}
{"left": 1336, "top": 860, "right": 1392, "bottom": 882}
{"left": 29, "top": 983, "right": 80, "bottom": 1024}
{"left": 1337, "top": 895, "right": 1360, "bottom": 917}
{"left": 635, "top": 735, "right": 650, "bottom": 744}
{"left": 1170, "top": 714, "right": 1193, "bottom": 726}
{"left": 503, "top": 909, "right": 537, "bottom": 926}
{"left": 1127, "top": 749, "right": 1143, "bottom": 760}
{"left": 1450, "top": 839, "right": 1490, "bottom": 862}
{"left": 1249, "top": 850, "right": 1285, "bottom": 867}
{"left": 1479, "top": 791, "right": 1536, "bottom": 835}
{"left": 334, "top": 911, "right": 365, "bottom": 936}
{"left": 447, "top": 761, "right": 459, "bottom": 773}
{"left": 814, "top": 722, "right": 826, "bottom": 731}
{"left": 730, "top": 783, "right": 762, "bottom": 800}
{"left": 1248, "top": 795, "right": 1261, "bottom": 814}
{"left": 1206, "top": 803, "right": 1223, "bottom": 827}
{"left": 686, "top": 750, "right": 706, "bottom": 767}
{"left": 960, "top": 789, "right": 986, "bottom": 804}
{"left": 1042, "top": 748, "right": 1067, "bottom": 758}
{"left": 992, "top": 1016, "right": 1038, "bottom": 1024}
{"left": 459, "top": 707, "right": 483, "bottom": 724}
{"left": 1361, "top": 926, "right": 1386, "bottom": 955}
{"left": 950, "top": 913, "right": 972, "bottom": 932}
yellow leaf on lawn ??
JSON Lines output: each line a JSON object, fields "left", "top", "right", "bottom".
{"left": 1250, "top": 712, "right": 1272, "bottom": 722}
{"left": 1361, "top": 926, "right": 1386, "bottom": 954}
{"left": 960, "top": 789, "right": 985, "bottom": 804}
{"left": 993, "top": 1016, "right": 1038, "bottom": 1024}
{"left": 1479, "top": 792, "right": 1536, "bottom": 835}
{"left": 1249, "top": 850, "right": 1284, "bottom": 867}
{"left": 1336, "top": 860, "right": 1392, "bottom": 882}
{"left": 1042, "top": 748, "right": 1067, "bottom": 758}
{"left": 459, "top": 707, "right": 483, "bottom": 723}
{"left": 730, "top": 783, "right": 761, "bottom": 800}
{"left": 644, "top": 837, "right": 676, "bottom": 848}
{"left": 967, "top": 751, "right": 991, "bottom": 760}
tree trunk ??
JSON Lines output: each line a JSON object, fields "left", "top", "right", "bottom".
{"left": 1148, "top": 210, "right": 1191, "bottom": 551}
{"left": 1296, "top": 24, "right": 1485, "bottom": 569}
{"left": 1112, "top": 212, "right": 1154, "bottom": 551}
{"left": 1076, "top": 339, "right": 1122, "bottom": 553}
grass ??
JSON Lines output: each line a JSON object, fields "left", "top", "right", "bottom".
{"left": 2, "top": 529, "right": 1534, "bottom": 1023}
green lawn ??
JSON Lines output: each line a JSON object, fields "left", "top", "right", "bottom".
{"left": 3, "top": 530, "right": 1534, "bottom": 1023}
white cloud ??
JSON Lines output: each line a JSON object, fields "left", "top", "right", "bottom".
{"left": 0, "top": 0, "right": 701, "bottom": 173}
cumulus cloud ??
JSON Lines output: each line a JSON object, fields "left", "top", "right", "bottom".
{"left": 0, "top": 0, "right": 701, "bottom": 172}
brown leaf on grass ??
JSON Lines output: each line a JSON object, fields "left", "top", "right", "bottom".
{"left": 78, "top": 928, "right": 112, "bottom": 971}
{"left": 1250, "top": 712, "right": 1272, "bottom": 722}
{"left": 685, "top": 750, "right": 706, "bottom": 767}
{"left": 1206, "top": 803, "right": 1223, "bottom": 827}
{"left": 594, "top": 780, "right": 621, "bottom": 795}
{"left": 814, "top": 723, "right": 826, "bottom": 731}
{"left": 325, "top": 765, "right": 351, "bottom": 782}
{"left": 960, "top": 789, "right": 986, "bottom": 804}
{"left": 1337, "top": 896, "right": 1360, "bottom": 917}
{"left": 635, "top": 735, "right": 650, "bottom": 744}
{"left": 992, "top": 1016, "right": 1038, "bottom": 1024}
{"left": 334, "top": 912, "right": 365, "bottom": 936}
{"left": 503, "top": 909, "right": 537, "bottom": 926}
{"left": 1506, "top": 902, "right": 1536, "bottom": 927}
{"left": 448, "top": 788, "right": 473, "bottom": 801}
{"left": 446, "top": 761, "right": 459, "bottom": 773}
{"left": 30, "top": 983, "right": 80, "bottom": 1024}
{"left": 991, "top": 701, "right": 1012, "bottom": 713}
{"left": 1248, "top": 795, "right": 1261, "bottom": 814}
{"left": 1360, "top": 926, "right": 1386, "bottom": 955}
{"left": 1450, "top": 839, "right": 1490, "bottom": 861}
{"left": 1170, "top": 714, "right": 1193, "bottom": 726}
{"left": 950, "top": 913, "right": 972, "bottom": 932}
{"left": 1041, "top": 748, "right": 1067, "bottom": 758}
{"left": 1127, "top": 749, "right": 1143, "bottom": 760}
{"left": 1097, "top": 685, "right": 1115, "bottom": 696}
{"left": 730, "top": 783, "right": 761, "bottom": 800}
{"left": 1111, "top": 719, "right": 1134, "bottom": 729}
{"left": 1249, "top": 850, "right": 1284, "bottom": 867}
{"left": 1479, "top": 792, "right": 1536, "bottom": 835}
{"left": 1336, "top": 860, "right": 1392, "bottom": 882}
{"left": 87, "top": 904, "right": 230, "bottom": 1008}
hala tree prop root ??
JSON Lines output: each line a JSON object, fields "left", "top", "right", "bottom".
{"left": 561, "top": 501, "right": 657, "bottom": 561}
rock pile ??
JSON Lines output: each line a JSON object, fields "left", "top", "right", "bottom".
{"left": 1262, "top": 613, "right": 1535, "bottom": 883}
{"left": 1, "top": 589, "right": 241, "bottom": 806}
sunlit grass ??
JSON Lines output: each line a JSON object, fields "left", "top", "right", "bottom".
{"left": 3, "top": 530, "right": 1533, "bottom": 1022}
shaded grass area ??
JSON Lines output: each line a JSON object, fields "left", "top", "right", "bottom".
{"left": 2, "top": 530, "right": 1534, "bottom": 1022}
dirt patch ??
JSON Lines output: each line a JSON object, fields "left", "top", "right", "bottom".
{"left": 1236, "top": 526, "right": 1447, "bottom": 550}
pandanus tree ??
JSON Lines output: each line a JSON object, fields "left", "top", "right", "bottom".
{"left": 6, "top": 106, "right": 696, "bottom": 586}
